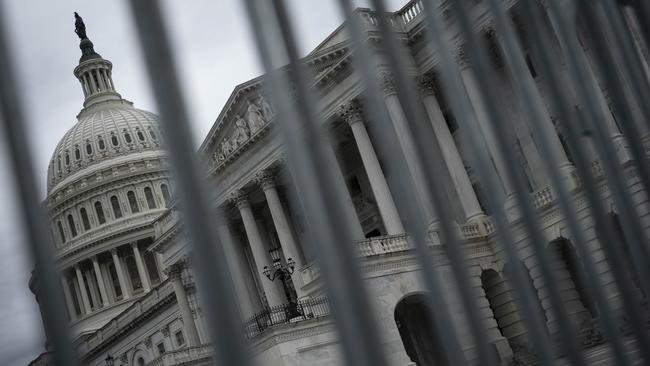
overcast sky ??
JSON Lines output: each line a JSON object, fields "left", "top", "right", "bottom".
{"left": 0, "top": 0, "right": 403, "bottom": 364}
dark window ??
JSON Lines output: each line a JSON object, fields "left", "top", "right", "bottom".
{"left": 124, "top": 132, "right": 132, "bottom": 143}
{"left": 86, "top": 143, "right": 93, "bottom": 155}
{"left": 98, "top": 137, "right": 106, "bottom": 150}
{"left": 137, "top": 130, "right": 146, "bottom": 141}
{"left": 137, "top": 357, "right": 145, "bottom": 366}
{"left": 525, "top": 53, "right": 538, "bottom": 78}
{"left": 65, "top": 153, "right": 70, "bottom": 166}
{"left": 57, "top": 221, "right": 66, "bottom": 243}
{"left": 74, "top": 148, "right": 81, "bottom": 161}
{"left": 144, "top": 251, "right": 160, "bottom": 284}
{"left": 175, "top": 330, "right": 185, "bottom": 346}
{"left": 149, "top": 128, "right": 158, "bottom": 141}
{"left": 57, "top": 157, "right": 61, "bottom": 171}
{"left": 126, "top": 256, "right": 142, "bottom": 291}
{"left": 347, "top": 175, "right": 362, "bottom": 197}
{"left": 111, "top": 135, "right": 119, "bottom": 147}
{"left": 161, "top": 184, "right": 171, "bottom": 207}
{"left": 108, "top": 263, "right": 122, "bottom": 298}
{"left": 94, "top": 201, "right": 106, "bottom": 224}
{"left": 111, "top": 195, "right": 122, "bottom": 219}
{"left": 67, "top": 214, "right": 77, "bottom": 237}
{"left": 127, "top": 191, "right": 140, "bottom": 213}
{"left": 80, "top": 208, "right": 90, "bottom": 231}
{"left": 157, "top": 342, "right": 166, "bottom": 355}
{"left": 144, "top": 187, "right": 157, "bottom": 209}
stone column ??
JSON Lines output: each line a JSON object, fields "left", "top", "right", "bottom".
{"left": 215, "top": 211, "right": 257, "bottom": 318}
{"left": 156, "top": 253, "right": 167, "bottom": 281}
{"left": 256, "top": 170, "right": 309, "bottom": 298}
{"left": 60, "top": 273, "right": 77, "bottom": 320}
{"left": 74, "top": 264, "right": 92, "bottom": 315}
{"left": 131, "top": 242, "right": 151, "bottom": 292}
{"left": 339, "top": 101, "right": 405, "bottom": 235}
{"left": 378, "top": 72, "right": 436, "bottom": 227}
{"left": 231, "top": 191, "right": 285, "bottom": 307}
{"left": 111, "top": 248, "right": 130, "bottom": 300}
{"left": 542, "top": 1, "right": 624, "bottom": 147}
{"left": 92, "top": 256, "right": 110, "bottom": 307}
{"left": 167, "top": 262, "right": 200, "bottom": 347}
{"left": 417, "top": 74, "right": 485, "bottom": 221}
{"left": 487, "top": 26, "right": 579, "bottom": 189}
{"left": 456, "top": 47, "right": 513, "bottom": 196}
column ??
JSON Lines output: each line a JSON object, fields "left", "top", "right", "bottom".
{"left": 156, "top": 253, "right": 167, "bottom": 281}
{"left": 74, "top": 264, "right": 91, "bottom": 315}
{"left": 231, "top": 191, "right": 285, "bottom": 307}
{"left": 60, "top": 273, "right": 77, "bottom": 320}
{"left": 72, "top": 277, "right": 86, "bottom": 315}
{"left": 95, "top": 69, "right": 106, "bottom": 91}
{"left": 456, "top": 46, "right": 513, "bottom": 196}
{"left": 131, "top": 242, "right": 151, "bottom": 292}
{"left": 542, "top": 1, "right": 622, "bottom": 142}
{"left": 215, "top": 212, "right": 257, "bottom": 317}
{"left": 417, "top": 74, "right": 485, "bottom": 221}
{"left": 487, "top": 26, "right": 578, "bottom": 188}
{"left": 167, "top": 262, "right": 200, "bottom": 347}
{"left": 92, "top": 256, "right": 110, "bottom": 307}
{"left": 86, "top": 72, "right": 97, "bottom": 94}
{"left": 83, "top": 73, "right": 94, "bottom": 94}
{"left": 256, "top": 170, "right": 309, "bottom": 298}
{"left": 111, "top": 248, "right": 130, "bottom": 300}
{"left": 379, "top": 72, "right": 436, "bottom": 227}
{"left": 339, "top": 100, "right": 405, "bottom": 234}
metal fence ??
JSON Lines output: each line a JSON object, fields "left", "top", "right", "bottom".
{"left": 1, "top": 0, "right": 650, "bottom": 365}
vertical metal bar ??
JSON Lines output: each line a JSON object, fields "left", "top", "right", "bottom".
{"left": 126, "top": 2, "right": 251, "bottom": 366}
{"left": 484, "top": 0, "right": 644, "bottom": 363}
{"left": 0, "top": 5, "right": 78, "bottom": 366}
{"left": 335, "top": 2, "right": 480, "bottom": 365}
{"left": 431, "top": 1, "right": 588, "bottom": 364}
{"left": 240, "top": 1, "right": 391, "bottom": 365}
{"left": 543, "top": 0, "right": 650, "bottom": 302}
{"left": 516, "top": 0, "right": 650, "bottom": 360}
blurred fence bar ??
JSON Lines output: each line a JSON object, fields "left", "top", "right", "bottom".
{"left": 3, "top": 0, "right": 650, "bottom": 365}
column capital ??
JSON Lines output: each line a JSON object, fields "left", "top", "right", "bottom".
{"left": 164, "top": 260, "right": 186, "bottom": 280}
{"left": 255, "top": 169, "right": 276, "bottom": 191}
{"left": 417, "top": 73, "right": 439, "bottom": 96}
{"left": 339, "top": 99, "right": 364, "bottom": 126}
{"left": 455, "top": 45, "right": 470, "bottom": 70}
{"left": 229, "top": 190, "right": 250, "bottom": 209}
{"left": 377, "top": 71, "right": 396, "bottom": 95}
{"left": 130, "top": 241, "right": 138, "bottom": 249}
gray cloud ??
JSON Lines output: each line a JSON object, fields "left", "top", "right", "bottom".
{"left": 0, "top": 0, "right": 404, "bottom": 364}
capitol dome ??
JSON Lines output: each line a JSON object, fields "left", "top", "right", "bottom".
{"left": 47, "top": 100, "right": 163, "bottom": 193}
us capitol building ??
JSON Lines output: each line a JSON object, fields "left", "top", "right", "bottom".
{"left": 29, "top": 1, "right": 650, "bottom": 365}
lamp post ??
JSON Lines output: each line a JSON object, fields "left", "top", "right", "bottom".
{"left": 262, "top": 247, "right": 301, "bottom": 318}
{"left": 105, "top": 354, "right": 114, "bottom": 366}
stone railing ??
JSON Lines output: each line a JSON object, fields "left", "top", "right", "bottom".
{"left": 395, "top": 0, "right": 423, "bottom": 25}
{"left": 458, "top": 216, "right": 496, "bottom": 239}
{"left": 532, "top": 185, "right": 554, "bottom": 209}
{"left": 243, "top": 297, "right": 330, "bottom": 339}
{"left": 356, "top": 233, "right": 410, "bottom": 256}
{"left": 79, "top": 280, "right": 174, "bottom": 356}
{"left": 146, "top": 344, "right": 214, "bottom": 366}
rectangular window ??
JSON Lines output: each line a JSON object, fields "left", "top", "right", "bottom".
{"left": 156, "top": 342, "right": 166, "bottom": 355}
{"left": 175, "top": 330, "right": 185, "bottom": 347}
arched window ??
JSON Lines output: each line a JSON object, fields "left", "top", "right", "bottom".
{"left": 137, "top": 357, "right": 145, "bottom": 366}
{"left": 149, "top": 127, "right": 158, "bottom": 141}
{"left": 124, "top": 132, "right": 132, "bottom": 143}
{"left": 57, "top": 221, "right": 66, "bottom": 243}
{"left": 80, "top": 208, "right": 91, "bottom": 231}
{"left": 65, "top": 153, "right": 70, "bottom": 166}
{"left": 94, "top": 201, "right": 106, "bottom": 224}
{"left": 161, "top": 184, "right": 171, "bottom": 207}
{"left": 137, "top": 130, "right": 146, "bottom": 141}
{"left": 74, "top": 148, "right": 81, "bottom": 161}
{"left": 127, "top": 191, "right": 140, "bottom": 213}
{"left": 67, "top": 214, "right": 77, "bottom": 238}
{"left": 98, "top": 136, "right": 106, "bottom": 150}
{"left": 111, "top": 195, "right": 123, "bottom": 219}
{"left": 86, "top": 143, "right": 93, "bottom": 155}
{"left": 57, "top": 157, "right": 62, "bottom": 172}
{"left": 111, "top": 134, "right": 119, "bottom": 147}
{"left": 144, "top": 187, "right": 157, "bottom": 209}
{"left": 481, "top": 269, "right": 525, "bottom": 349}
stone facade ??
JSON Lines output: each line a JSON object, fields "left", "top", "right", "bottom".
{"left": 30, "top": 1, "right": 650, "bottom": 365}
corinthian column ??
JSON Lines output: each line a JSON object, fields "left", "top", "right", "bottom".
{"left": 378, "top": 71, "right": 436, "bottom": 227}
{"left": 111, "top": 248, "right": 130, "bottom": 300}
{"left": 74, "top": 264, "right": 91, "bottom": 315}
{"left": 60, "top": 273, "right": 77, "bottom": 320}
{"left": 339, "top": 100, "right": 405, "bottom": 234}
{"left": 231, "top": 191, "right": 285, "bottom": 307}
{"left": 92, "top": 256, "right": 110, "bottom": 307}
{"left": 166, "top": 262, "right": 200, "bottom": 347}
{"left": 131, "top": 242, "right": 151, "bottom": 293}
{"left": 417, "top": 74, "right": 485, "bottom": 221}
{"left": 256, "top": 170, "right": 307, "bottom": 298}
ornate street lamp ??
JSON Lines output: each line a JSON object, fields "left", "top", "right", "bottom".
{"left": 262, "top": 247, "right": 300, "bottom": 318}
{"left": 105, "top": 354, "right": 114, "bottom": 366}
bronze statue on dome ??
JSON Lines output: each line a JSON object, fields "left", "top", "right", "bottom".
{"left": 74, "top": 12, "right": 87, "bottom": 40}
